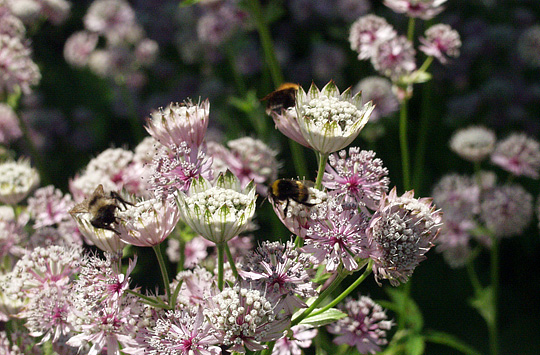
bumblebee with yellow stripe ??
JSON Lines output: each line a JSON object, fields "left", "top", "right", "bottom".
{"left": 261, "top": 83, "right": 300, "bottom": 114}
{"left": 268, "top": 179, "right": 314, "bottom": 214}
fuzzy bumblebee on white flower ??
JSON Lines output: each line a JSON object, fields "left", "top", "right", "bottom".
{"left": 295, "top": 81, "right": 374, "bottom": 155}
{"left": 175, "top": 170, "right": 257, "bottom": 244}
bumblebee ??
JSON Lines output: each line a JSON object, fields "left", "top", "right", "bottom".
{"left": 268, "top": 179, "right": 314, "bottom": 214}
{"left": 261, "top": 83, "right": 300, "bottom": 114}
{"left": 69, "top": 184, "right": 133, "bottom": 235}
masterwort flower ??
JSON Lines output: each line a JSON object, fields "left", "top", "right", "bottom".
{"left": 116, "top": 197, "right": 181, "bottom": 247}
{"left": 491, "top": 133, "right": 540, "bottom": 179}
{"left": 272, "top": 325, "right": 317, "bottom": 355}
{"left": 449, "top": 126, "right": 496, "bottom": 163}
{"left": 145, "top": 99, "right": 210, "bottom": 150}
{"left": 366, "top": 188, "right": 442, "bottom": 286}
{"left": 295, "top": 81, "right": 374, "bottom": 155}
{"left": 0, "top": 158, "right": 40, "bottom": 204}
{"left": 349, "top": 15, "right": 396, "bottom": 61}
{"left": 176, "top": 170, "right": 257, "bottom": 244}
{"left": 327, "top": 296, "right": 393, "bottom": 354}
{"left": 383, "top": 0, "right": 447, "bottom": 20}
{"left": 419, "top": 24, "right": 461, "bottom": 64}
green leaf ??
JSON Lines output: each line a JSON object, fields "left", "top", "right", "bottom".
{"left": 299, "top": 308, "right": 347, "bottom": 327}
{"left": 469, "top": 286, "right": 495, "bottom": 326}
{"left": 404, "top": 334, "right": 425, "bottom": 355}
{"left": 179, "top": 0, "right": 202, "bottom": 7}
{"left": 385, "top": 287, "right": 424, "bottom": 332}
{"left": 424, "top": 330, "right": 483, "bottom": 355}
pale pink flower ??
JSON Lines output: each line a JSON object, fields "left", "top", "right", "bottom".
{"left": 175, "top": 266, "right": 216, "bottom": 308}
{"left": 491, "top": 133, "right": 540, "bottom": 179}
{"left": 0, "top": 103, "right": 22, "bottom": 144}
{"left": 27, "top": 185, "right": 73, "bottom": 229}
{"left": 366, "top": 188, "right": 442, "bottom": 286}
{"left": 449, "top": 126, "right": 496, "bottom": 163}
{"left": 272, "top": 325, "right": 317, "bottom": 355}
{"left": 84, "top": 0, "right": 139, "bottom": 44}
{"left": 383, "top": 0, "right": 447, "bottom": 20}
{"left": 371, "top": 35, "right": 416, "bottom": 82}
{"left": 327, "top": 296, "right": 393, "bottom": 354}
{"left": 64, "top": 31, "right": 99, "bottom": 67}
{"left": 268, "top": 108, "right": 313, "bottom": 148}
{"left": 353, "top": 76, "right": 399, "bottom": 122}
{"left": 0, "top": 158, "right": 40, "bottom": 205}
{"left": 146, "top": 100, "right": 210, "bottom": 150}
{"left": 116, "top": 197, "right": 181, "bottom": 247}
{"left": 0, "top": 34, "right": 41, "bottom": 95}
{"left": 349, "top": 15, "right": 396, "bottom": 60}
{"left": 0, "top": 5, "right": 25, "bottom": 39}
{"left": 419, "top": 24, "right": 461, "bottom": 64}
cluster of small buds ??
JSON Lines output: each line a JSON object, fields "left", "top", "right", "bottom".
{"left": 0, "top": 103, "right": 22, "bottom": 145}
{"left": 367, "top": 188, "right": 442, "bottom": 286}
{"left": 204, "top": 285, "right": 288, "bottom": 352}
{"left": 323, "top": 147, "right": 390, "bottom": 210}
{"left": 0, "top": 158, "right": 40, "bottom": 204}
{"left": 239, "top": 241, "right": 317, "bottom": 314}
{"left": 449, "top": 125, "right": 496, "bottom": 163}
{"left": 64, "top": 0, "right": 158, "bottom": 86}
{"left": 176, "top": 171, "right": 257, "bottom": 244}
{"left": 295, "top": 81, "right": 374, "bottom": 154}
{"left": 327, "top": 296, "right": 393, "bottom": 354}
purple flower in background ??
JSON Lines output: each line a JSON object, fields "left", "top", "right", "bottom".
{"left": 449, "top": 126, "right": 496, "bottom": 163}
{"left": 491, "top": 133, "right": 540, "bottom": 179}
{"left": 272, "top": 325, "right": 317, "bottom": 355}
{"left": 349, "top": 15, "right": 396, "bottom": 60}
{"left": 371, "top": 35, "right": 416, "bottom": 82}
{"left": 419, "top": 24, "right": 461, "bottom": 64}
{"left": 383, "top": 0, "right": 447, "bottom": 20}
{"left": 327, "top": 296, "right": 393, "bottom": 354}
{"left": 353, "top": 76, "right": 399, "bottom": 122}
{"left": 0, "top": 103, "right": 22, "bottom": 144}
{"left": 0, "top": 34, "right": 41, "bottom": 95}
{"left": 63, "top": 31, "right": 99, "bottom": 67}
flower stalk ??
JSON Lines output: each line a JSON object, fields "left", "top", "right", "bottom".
{"left": 152, "top": 244, "right": 171, "bottom": 303}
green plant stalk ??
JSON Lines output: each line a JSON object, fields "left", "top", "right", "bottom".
{"left": 310, "top": 260, "right": 373, "bottom": 317}
{"left": 424, "top": 331, "right": 483, "bottom": 355}
{"left": 152, "top": 244, "right": 171, "bottom": 303}
{"left": 407, "top": 17, "right": 416, "bottom": 42}
{"left": 291, "top": 267, "right": 348, "bottom": 327}
{"left": 260, "top": 340, "right": 276, "bottom": 355}
{"left": 125, "top": 289, "right": 168, "bottom": 308}
{"left": 489, "top": 236, "right": 499, "bottom": 355}
{"left": 245, "top": 0, "right": 284, "bottom": 87}
{"left": 225, "top": 44, "right": 247, "bottom": 96}
{"left": 217, "top": 242, "right": 225, "bottom": 291}
{"left": 225, "top": 242, "right": 239, "bottom": 280}
{"left": 399, "top": 98, "right": 411, "bottom": 191}
{"left": 314, "top": 152, "right": 329, "bottom": 190}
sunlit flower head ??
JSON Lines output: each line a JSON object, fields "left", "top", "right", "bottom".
{"left": 491, "top": 133, "right": 540, "bottom": 179}
{"left": 349, "top": 15, "right": 396, "bottom": 60}
{"left": 419, "top": 24, "right": 461, "bottom": 64}
{"left": 27, "top": 185, "right": 73, "bottom": 229}
{"left": 239, "top": 240, "right": 317, "bottom": 314}
{"left": 367, "top": 188, "right": 442, "bottom": 286}
{"left": 0, "top": 158, "right": 40, "bottom": 205}
{"left": 480, "top": 184, "right": 533, "bottom": 238}
{"left": 295, "top": 81, "right": 374, "bottom": 154}
{"left": 449, "top": 126, "right": 496, "bottom": 163}
{"left": 146, "top": 100, "right": 210, "bottom": 150}
{"left": 272, "top": 325, "right": 317, "bottom": 355}
{"left": 204, "top": 285, "right": 289, "bottom": 353}
{"left": 383, "top": 0, "right": 447, "bottom": 20}
{"left": 116, "top": 197, "right": 181, "bottom": 247}
{"left": 268, "top": 107, "right": 313, "bottom": 149}
{"left": 176, "top": 171, "right": 257, "bottom": 244}
{"left": 327, "top": 296, "right": 393, "bottom": 354}
{"left": 0, "top": 103, "right": 22, "bottom": 144}
{"left": 174, "top": 266, "right": 216, "bottom": 308}
{"left": 0, "top": 6, "right": 25, "bottom": 39}
{"left": 323, "top": 147, "right": 390, "bottom": 210}
{"left": 353, "top": 76, "right": 399, "bottom": 122}
{"left": 371, "top": 35, "right": 416, "bottom": 82}
{"left": 145, "top": 308, "right": 222, "bottom": 355}
{"left": 0, "top": 34, "right": 41, "bottom": 95}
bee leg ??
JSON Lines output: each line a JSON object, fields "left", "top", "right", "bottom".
{"left": 282, "top": 199, "right": 290, "bottom": 215}
{"left": 111, "top": 191, "right": 134, "bottom": 209}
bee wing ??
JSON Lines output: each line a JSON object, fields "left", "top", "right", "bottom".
{"left": 69, "top": 200, "right": 89, "bottom": 215}
{"left": 93, "top": 184, "right": 106, "bottom": 197}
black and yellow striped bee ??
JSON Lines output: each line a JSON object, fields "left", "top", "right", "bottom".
{"left": 268, "top": 179, "right": 314, "bottom": 214}
{"left": 261, "top": 83, "right": 300, "bottom": 114}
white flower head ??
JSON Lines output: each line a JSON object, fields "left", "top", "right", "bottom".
{"left": 0, "top": 158, "right": 40, "bottom": 204}
{"left": 176, "top": 170, "right": 257, "bottom": 244}
{"left": 295, "top": 81, "right": 374, "bottom": 154}
{"left": 70, "top": 212, "right": 126, "bottom": 252}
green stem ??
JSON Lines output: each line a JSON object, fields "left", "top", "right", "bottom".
{"left": 291, "top": 267, "right": 347, "bottom": 327}
{"left": 465, "top": 258, "right": 483, "bottom": 295}
{"left": 399, "top": 98, "right": 411, "bottom": 191}
{"left": 225, "top": 242, "right": 239, "bottom": 280}
{"left": 412, "top": 74, "right": 433, "bottom": 193}
{"left": 260, "top": 341, "right": 276, "bottom": 355}
{"left": 224, "top": 44, "right": 247, "bottom": 96}
{"left": 424, "top": 332, "right": 483, "bottom": 355}
{"left": 152, "top": 244, "right": 171, "bottom": 303}
{"left": 489, "top": 235, "right": 499, "bottom": 355}
{"left": 314, "top": 153, "right": 329, "bottom": 190}
{"left": 217, "top": 242, "right": 225, "bottom": 291}
{"left": 407, "top": 17, "right": 416, "bottom": 42}
{"left": 125, "top": 289, "right": 168, "bottom": 308}
{"left": 418, "top": 56, "right": 434, "bottom": 73}
{"left": 310, "top": 260, "right": 372, "bottom": 317}
{"left": 245, "top": 0, "right": 284, "bottom": 87}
